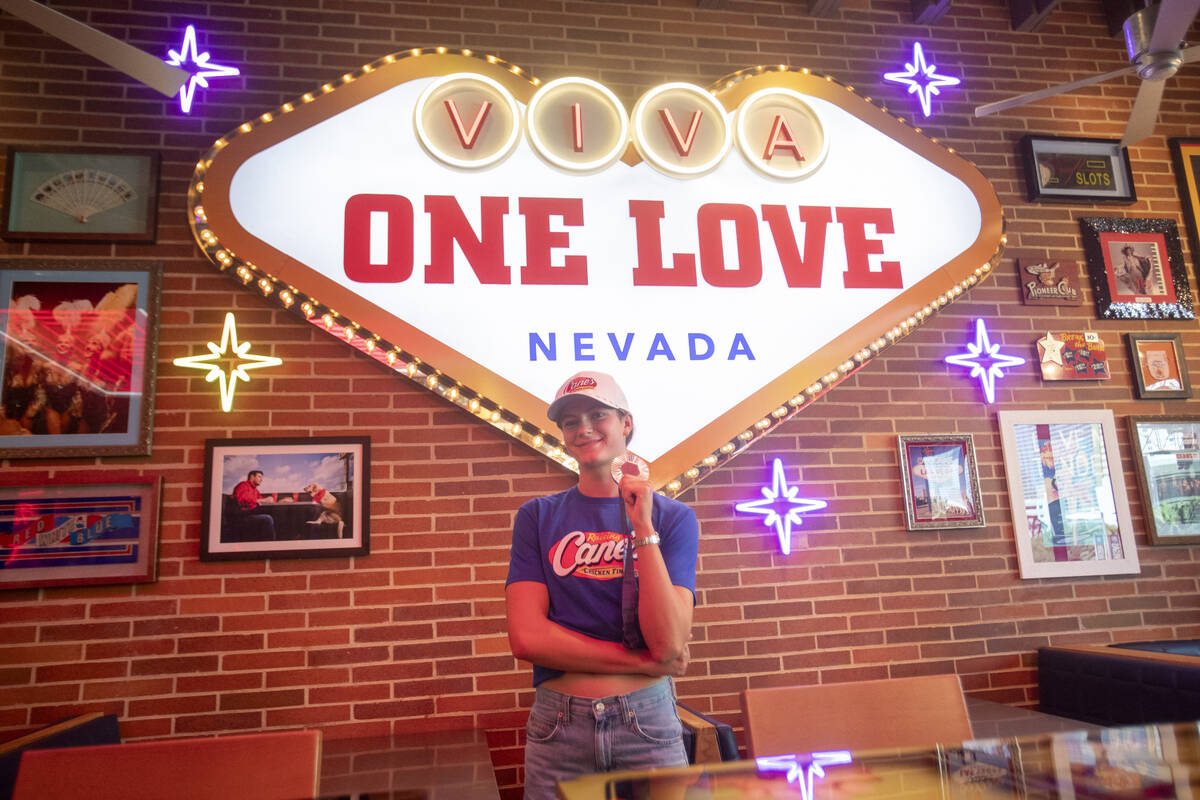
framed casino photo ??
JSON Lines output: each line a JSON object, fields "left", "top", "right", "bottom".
{"left": 1019, "top": 135, "right": 1136, "bottom": 204}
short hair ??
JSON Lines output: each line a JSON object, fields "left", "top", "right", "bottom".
{"left": 1121, "top": 245, "right": 1136, "bottom": 254}
{"left": 247, "top": 470, "right": 263, "bottom": 479}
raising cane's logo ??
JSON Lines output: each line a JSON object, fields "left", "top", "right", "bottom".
{"left": 550, "top": 529, "right": 628, "bottom": 579}
{"left": 564, "top": 376, "right": 598, "bottom": 394}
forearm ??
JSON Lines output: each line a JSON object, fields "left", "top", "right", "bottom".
{"left": 632, "top": 539, "right": 692, "bottom": 663}
{"left": 508, "top": 612, "right": 660, "bottom": 675}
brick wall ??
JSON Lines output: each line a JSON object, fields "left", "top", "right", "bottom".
{"left": 2, "top": 1, "right": 1199, "bottom": 796}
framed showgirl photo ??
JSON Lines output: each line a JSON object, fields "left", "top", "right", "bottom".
{"left": 0, "top": 478, "right": 161, "bottom": 590}
{"left": 1, "top": 146, "right": 160, "bottom": 242}
{"left": 1169, "top": 138, "right": 1200, "bottom": 272}
{"left": 997, "top": 410, "right": 1139, "bottom": 579}
{"left": 200, "top": 436, "right": 370, "bottom": 561}
{"left": 1078, "top": 217, "right": 1193, "bottom": 320}
{"left": 1128, "top": 416, "right": 1200, "bottom": 546}
{"left": 1019, "top": 135, "right": 1136, "bottom": 204}
{"left": 0, "top": 260, "right": 162, "bottom": 459}
{"left": 897, "top": 434, "right": 985, "bottom": 530}
{"left": 1127, "top": 333, "right": 1191, "bottom": 400}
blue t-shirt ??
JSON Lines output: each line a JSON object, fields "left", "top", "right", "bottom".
{"left": 506, "top": 486, "right": 699, "bottom": 686}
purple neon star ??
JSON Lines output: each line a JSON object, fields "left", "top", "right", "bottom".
{"left": 883, "top": 42, "right": 960, "bottom": 117}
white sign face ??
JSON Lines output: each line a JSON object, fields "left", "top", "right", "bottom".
{"left": 193, "top": 52, "right": 1004, "bottom": 490}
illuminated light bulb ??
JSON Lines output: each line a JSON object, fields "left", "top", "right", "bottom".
{"left": 282, "top": 103, "right": 293, "bottom": 112}
{"left": 801, "top": 67, "right": 810, "bottom": 74}
{"left": 533, "top": 434, "right": 544, "bottom": 448}
{"left": 436, "top": 46, "right": 446, "bottom": 54}
{"left": 756, "top": 65, "right": 764, "bottom": 72}
{"left": 426, "top": 374, "right": 439, "bottom": 388}
{"left": 967, "top": 275, "right": 977, "bottom": 285}
{"left": 486, "top": 55, "right": 497, "bottom": 63}
{"left": 239, "top": 123, "right": 251, "bottom": 132}
{"left": 411, "top": 48, "right": 421, "bottom": 56}
{"left": 302, "top": 93, "right": 313, "bottom": 102}
{"left": 258, "top": 279, "right": 272, "bottom": 295}
{"left": 406, "top": 363, "right": 417, "bottom": 377}
{"left": 322, "top": 314, "right": 334, "bottom": 328}
{"left": 468, "top": 398, "right": 479, "bottom": 411}
{"left": 847, "top": 85, "right": 855, "bottom": 92}
{"left": 824, "top": 74, "right": 832, "bottom": 81}
{"left": 301, "top": 302, "right": 314, "bottom": 316}
{"left": 875, "top": 338, "right": 886, "bottom": 348}
{"left": 384, "top": 54, "right": 395, "bottom": 63}
{"left": 200, "top": 229, "right": 215, "bottom": 242}
{"left": 685, "top": 467, "right": 700, "bottom": 478}
{"left": 914, "top": 127, "right": 922, "bottom": 133}
{"left": 948, "top": 147, "right": 955, "bottom": 153}
{"left": 196, "top": 182, "right": 205, "bottom": 193}
{"left": 825, "top": 371, "right": 839, "bottom": 383}
{"left": 214, "top": 138, "right": 226, "bottom": 148}
{"left": 702, "top": 456, "right": 717, "bottom": 466}
{"left": 260, "top": 112, "right": 272, "bottom": 122}
{"left": 342, "top": 73, "right": 353, "bottom": 82}
{"left": 511, "top": 65, "right": 521, "bottom": 74}
{"left": 362, "top": 64, "right": 373, "bottom": 73}
{"left": 924, "top": 305, "right": 933, "bottom": 315}
{"left": 755, "top": 419, "right": 770, "bottom": 429}
{"left": 720, "top": 443, "right": 735, "bottom": 454}
{"left": 772, "top": 407, "right": 787, "bottom": 417}
{"left": 490, "top": 410, "right": 501, "bottom": 422}
{"left": 462, "top": 49, "right": 472, "bottom": 56}
{"left": 907, "top": 316, "right": 917, "bottom": 326}
{"left": 550, "top": 447, "right": 561, "bottom": 457}
{"left": 364, "top": 338, "right": 375, "bottom": 353}
{"left": 952, "top": 285, "right": 963, "bottom": 296}
{"left": 344, "top": 326, "right": 356, "bottom": 341}
{"left": 321, "top": 83, "right": 333, "bottom": 93}
{"left": 385, "top": 351, "right": 396, "bottom": 365}
{"left": 531, "top": 77, "right": 541, "bottom": 86}
{"left": 279, "top": 291, "right": 293, "bottom": 307}
{"left": 668, "top": 481, "right": 681, "bottom": 492}
{"left": 739, "top": 431, "right": 754, "bottom": 441}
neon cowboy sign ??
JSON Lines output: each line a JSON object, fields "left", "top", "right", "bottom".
{"left": 189, "top": 49, "right": 1003, "bottom": 494}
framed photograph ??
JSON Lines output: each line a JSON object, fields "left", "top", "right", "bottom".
{"left": 0, "top": 478, "right": 161, "bottom": 589}
{"left": 997, "top": 410, "right": 1140, "bottom": 579}
{"left": 1169, "top": 138, "right": 1200, "bottom": 274}
{"left": 897, "top": 434, "right": 985, "bottom": 530}
{"left": 1019, "top": 135, "right": 1136, "bottom": 204}
{"left": 1, "top": 146, "right": 160, "bottom": 242}
{"left": 201, "top": 436, "right": 370, "bottom": 561}
{"left": 1128, "top": 416, "right": 1200, "bottom": 546}
{"left": 1127, "top": 333, "right": 1191, "bottom": 400}
{"left": 1078, "top": 217, "right": 1193, "bottom": 320}
{"left": 0, "top": 260, "right": 162, "bottom": 459}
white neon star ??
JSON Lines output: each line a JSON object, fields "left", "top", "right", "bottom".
{"left": 173, "top": 313, "right": 282, "bottom": 412}
{"left": 165, "top": 25, "right": 240, "bottom": 113}
{"left": 734, "top": 458, "right": 827, "bottom": 555}
{"left": 756, "top": 751, "right": 854, "bottom": 800}
{"left": 883, "top": 42, "right": 960, "bottom": 117}
{"left": 945, "top": 318, "right": 1026, "bottom": 404}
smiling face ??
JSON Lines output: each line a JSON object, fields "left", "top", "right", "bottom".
{"left": 556, "top": 397, "right": 632, "bottom": 472}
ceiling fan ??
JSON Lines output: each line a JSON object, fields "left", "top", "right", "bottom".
{"left": 0, "top": 0, "right": 187, "bottom": 97}
{"left": 975, "top": 0, "right": 1200, "bottom": 145}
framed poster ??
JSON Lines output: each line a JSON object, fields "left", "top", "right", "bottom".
{"left": 1128, "top": 416, "right": 1200, "bottom": 546}
{"left": 1168, "top": 138, "right": 1200, "bottom": 274}
{"left": 1127, "top": 333, "right": 1191, "bottom": 400}
{"left": 1078, "top": 217, "right": 1193, "bottom": 320}
{"left": 1, "top": 146, "right": 160, "bottom": 242}
{"left": 0, "top": 260, "right": 162, "bottom": 458}
{"left": 1018, "top": 259, "right": 1083, "bottom": 306}
{"left": 1019, "top": 135, "right": 1136, "bottom": 204}
{"left": 897, "top": 434, "right": 985, "bottom": 530}
{"left": 1036, "top": 331, "right": 1109, "bottom": 381}
{"left": 0, "top": 478, "right": 161, "bottom": 589}
{"left": 997, "top": 410, "right": 1139, "bottom": 579}
{"left": 201, "top": 436, "right": 370, "bottom": 561}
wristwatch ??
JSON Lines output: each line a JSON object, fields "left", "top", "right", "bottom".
{"left": 631, "top": 532, "right": 660, "bottom": 549}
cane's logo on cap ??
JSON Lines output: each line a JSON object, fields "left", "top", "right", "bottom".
{"left": 564, "top": 377, "right": 598, "bottom": 394}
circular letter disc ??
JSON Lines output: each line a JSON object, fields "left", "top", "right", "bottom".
{"left": 734, "top": 88, "right": 827, "bottom": 180}
{"left": 414, "top": 73, "right": 522, "bottom": 170}
{"left": 631, "top": 83, "right": 732, "bottom": 178}
{"left": 525, "top": 77, "right": 629, "bottom": 173}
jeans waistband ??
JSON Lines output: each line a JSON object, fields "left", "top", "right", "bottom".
{"left": 534, "top": 678, "right": 675, "bottom": 723}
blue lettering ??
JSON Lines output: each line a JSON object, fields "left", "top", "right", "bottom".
{"left": 688, "top": 333, "right": 714, "bottom": 360}
{"left": 647, "top": 333, "right": 676, "bottom": 360}
{"left": 574, "top": 332, "right": 594, "bottom": 361}
{"left": 530, "top": 332, "right": 556, "bottom": 360}
{"left": 728, "top": 333, "right": 755, "bottom": 360}
{"left": 608, "top": 333, "right": 634, "bottom": 361}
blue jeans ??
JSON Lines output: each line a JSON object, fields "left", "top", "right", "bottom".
{"left": 522, "top": 678, "right": 687, "bottom": 800}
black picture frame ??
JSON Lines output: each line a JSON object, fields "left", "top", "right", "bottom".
{"left": 1169, "top": 138, "right": 1200, "bottom": 275}
{"left": 1, "top": 146, "right": 161, "bottom": 243}
{"left": 1020, "top": 135, "right": 1136, "bottom": 204}
{"left": 1127, "top": 333, "right": 1191, "bottom": 400}
{"left": 0, "top": 259, "right": 162, "bottom": 458}
{"left": 200, "top": 436, "right": 370, "bottom": 561}
{"left": 1078, "top": 216, "right": 1194, "bottom": 320}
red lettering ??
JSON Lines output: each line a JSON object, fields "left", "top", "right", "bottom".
{"left": 658, "top": 108, "right": 702, "bottom": 156}
{"left": 443, "top": 99, "right": 492, "bottom": 149}
{"left": 697, "top": 204, "right": 761, "bottom": 288}
{"left": 761, "top": 205, "right": 832, "bottom": 288}
{"left": 343, "top": 193, "right": 413, "bottom": 283}
{"left": 571, "top": 102, "right": 584, "bottom": 152}
{"left": 762, "top": 114, "right": 804, "bottom": 161}
{"left": 628, "top": 200, "right": 697, "bottom": 286}
{"left": 837, "top": 207, "right": 902, "bottom": 289}
{"left": 425, "top": 196, "right": 510, "bottom": 284}
{"left": 519, "top": 197, "right": 588, "bottom": 285}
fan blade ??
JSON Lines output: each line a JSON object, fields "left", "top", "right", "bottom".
{"left": 974, "top": 64, "right": 1135, "bottom": 117}
{"left": 0, "top": 0, "right": 187, "bottom": 97}
{"left": 1121, "top": 78, "right": 1166, "bottom": 146}
{"left": 1149, "top": 0, "right": 1200, "bottom": 52}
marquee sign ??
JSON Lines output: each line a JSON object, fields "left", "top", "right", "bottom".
{"left": 188, "top": 49, "right": 1004, "bottom": 495}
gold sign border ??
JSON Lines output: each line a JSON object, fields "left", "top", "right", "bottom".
{"left": 188, "top": 48, "right": 1005, "bottom": 496}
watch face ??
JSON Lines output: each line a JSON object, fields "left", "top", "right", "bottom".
{"left": 610, "top": 454, "right": 649, "bottom": 484}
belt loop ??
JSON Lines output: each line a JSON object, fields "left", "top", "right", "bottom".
{"left": 560, "top": 689, "right": 571, "bottom": 723}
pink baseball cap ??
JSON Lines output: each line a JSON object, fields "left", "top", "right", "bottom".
{"left": 547, "top": 371, "right": 630, "bottom": 423}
